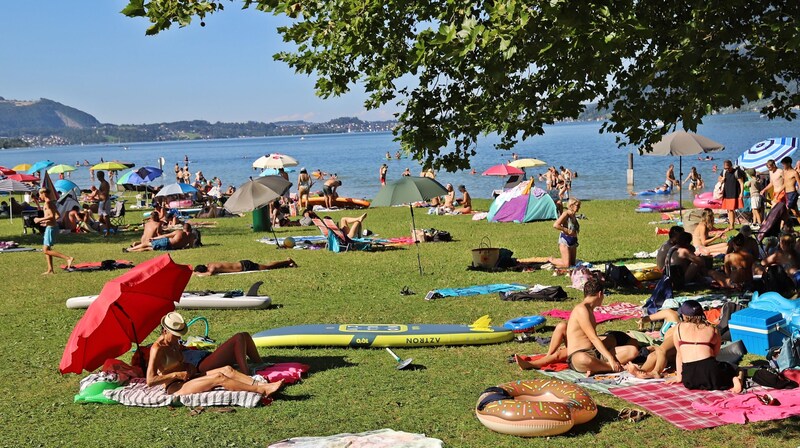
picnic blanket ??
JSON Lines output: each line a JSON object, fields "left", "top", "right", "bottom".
{"left": 269, "top": 429, "right": 443, "bottom": 448}
{"left": 426, "top": 283, "right": 527, "bottom": 299}
{"left": 611, "top": 382, "right": 766, "bottom": 430}
{"left": 594, "top": 302, "right": 642, "bottom": 320}
{"left": 538, "top": 370, "right": 661, "bottom": 395}
{"left": 693, "top": 388, "right": 800, "bottom": 424}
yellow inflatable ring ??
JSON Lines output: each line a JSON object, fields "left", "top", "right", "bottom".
{"left": 475, "top": 379, "right": 597, "bottom": 437}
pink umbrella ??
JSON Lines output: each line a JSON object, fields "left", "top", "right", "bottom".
{"left": 0, "top": 166, "right": 15, "bottom": 175}
{"left": 6, "top": 173, "right": 39, "bottom": 182}
{"left": 482, "top": 164, "right": 525, "bottom": 176}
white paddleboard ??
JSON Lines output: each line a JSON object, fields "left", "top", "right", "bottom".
{"left": 66, "top": 292, "right": 271, "bottom": 309}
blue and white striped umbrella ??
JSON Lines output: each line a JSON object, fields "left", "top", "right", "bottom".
{"left": 737, "top": 137, "right": 798, "bottom": 172}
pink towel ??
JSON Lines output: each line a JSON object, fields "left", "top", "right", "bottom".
{"left": 692, "top": 389, "right": 800, "bottom": 424}
{"left": 542, "top": 309, "right": 621, "bottom": 324}
{"left": 593, "top": 302, "right": 642, "bottom": 320}
{"left": 255, "top": 362, "right": 310, "bottom": 385}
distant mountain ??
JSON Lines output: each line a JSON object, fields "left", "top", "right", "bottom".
{"left": 0, "top": 97, "right": 100, "bottom": 134}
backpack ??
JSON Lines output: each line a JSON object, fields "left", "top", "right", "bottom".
{"left": 718, "top": 301, "right": 746, "bottom": 341}
{"left": 759, "top": 265, "right": 796, "bottom": 298}
{"left": 570, "top": 266, "right": 593, "bottom": 290}
{"left": 604, "top": 264, "right": 638, "bottom": 288}
{"left": 191, "top": 228, "right": 203, "bottom": 247}
{"left": 643, "top": 274, "right": 673, "bottom": 315}
{"left": 431, "top": 229, "right": 452, "bottom": 242}
{"left": 777, "top": 333, "right": 800, "bottom": 371}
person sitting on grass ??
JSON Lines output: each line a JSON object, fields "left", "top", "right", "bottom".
{"left": 548, "top": 198, "right": 581, "bottom": 268}
{"left": 454, "top": 185, "right": 472, "bottom": 214}
{"left": 133, "top": 211, "right": 164, "bottom": 246}
{"left": 761, "top": 234, "right": 800, "bottom": 277}
{"left": 626, "top": 309, "right": 680, "bottom": 378}
{"left": 668, "top": 300, "right": 745, "bottom": 393}
{"left": 124, "top": 223, "right": 194, "bottom": 252}
{"left": 193, "top": 259, "right": 298, "bottom": 276}
{"left": 565, "top": 278, "right": 638, "bottom": 375}
{"left": 692, "top": 208, "right": 729, "bottom": 256}
{"left": 146, "top": 312, "right": 282, "bottom": 397}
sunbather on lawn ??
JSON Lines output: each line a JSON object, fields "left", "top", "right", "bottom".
{"left": 566, "top": 278, "right": 638, "bottom": 375}
{"left": 333, "top": 213, "right": 367, "bottom": 238}
{"left": 146, "top": 312, "right": 282, "bottom": 396}
{"left": 125, "top": 223, "right": 194, "bottom": 252}
{"left": 193, "top": 258, "right": 298, "bottom": 276}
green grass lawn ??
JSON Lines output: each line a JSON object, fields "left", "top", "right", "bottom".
{"left": 1, "top": 198, "right": 797, "bottom": 447}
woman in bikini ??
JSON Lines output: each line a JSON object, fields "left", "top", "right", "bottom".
{"left": 146, "top": 312, "right": 282, "bottom": 396}
{"left": 297, "top": 168, "right": 312, "bottom": 209}
{"left": 668, "top": 300, "right": 745, "bottom": 393}
{"left": 548, "top": 198, "right": 581, "bottom": 268}
{"left": 692, "top": 208, "right": 729, "bottom": 256}
{"left": 682, "top": 167, "right": 703, "bottom": 190}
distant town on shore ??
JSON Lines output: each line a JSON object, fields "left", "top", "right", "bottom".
{"left": 0, "top": 96, "right": 774, "bottom": 150}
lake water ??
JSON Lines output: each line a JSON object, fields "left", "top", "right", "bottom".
{"left": 2, "top": 113, "right": 799, "bottom": 200}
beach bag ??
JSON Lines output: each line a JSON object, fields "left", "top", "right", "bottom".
{"left": 777, "top": 332, "right": 800, "bottom": 371}
{"left": 604, "top": 264, "right": 637, "bottom": 288}
{"left": 718, "top": 301, "right": 746, "bottom": 341}
{"left": 191, "top": 228, "right": 203, "bottom": 247}
{"left": 431, "top": 229, "right": 452, "bottom": 242}
{"left": 713, "top": 180, "right": 724, "bottom": 200}
{"left": 643, "top": 273, "right": 673, "bottom": 315}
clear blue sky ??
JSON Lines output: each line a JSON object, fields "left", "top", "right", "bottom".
{"left": 1, "top": 1, "right": 397, "bottom": 124}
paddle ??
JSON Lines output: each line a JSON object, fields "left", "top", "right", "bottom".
{"left": 385, "top": 348, "right": 413, "bottom": 370}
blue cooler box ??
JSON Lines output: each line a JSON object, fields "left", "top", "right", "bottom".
{"left": 728, "top": 308, "right": 786, "bottom": 356}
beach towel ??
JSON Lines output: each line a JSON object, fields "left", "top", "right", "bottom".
{"left": 611, "top": 382, "right": 765, "bottom": 430}
{"left": 0, "top": 246, "right": 36, "bottom": 253}
{"left": 692, "top": 389, "right": 800, "bottom": 424}
{"left": 593, "top": 302, "right": 642, "bottom": 320}
{"left": 541, "top": 309, "right": 621, "bottom": 324}
{"left": 268, "top": 429, "right": 444, "bottom": 448}
{"left": 103, "top": 378, "right": 264, "bottom": 408}
{"left": 427, "top": 283, "right": 527, "bottom": 299}
{"left": 515, "top": 354, "right": 569, "bottom": 372}
{"left": 255, "top": 362, "right": 310, "bottom": 385}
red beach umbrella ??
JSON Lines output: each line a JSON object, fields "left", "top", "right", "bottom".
{"left": 482, "top": 164, "right": 525, "bottom": 176}
{"left": 6, "top": 173, "right": 39, "bottom": 182}
{"left": 59, "top": 255, "right": 192, "bottom": 374}
{"left": 0, "top": 166, "right": 15, "bottom": 175}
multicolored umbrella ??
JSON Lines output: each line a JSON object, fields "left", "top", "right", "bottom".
{"left": 26, "top": 160, "right": 54, "bottom": 174}
{"left": 482, "top": 164, "right": 525, "bottom": 176}
{"left": 91, "top": 161, "right": 129, "bottom": 171}
{"left": 737, "top": 137, "right": 798, "bottom": 172}
{"left": 47, "top": 164, "right": 77, "bottom": 174}
{"left": 59, "top": 255, "right": 192, "bottom": 374}
{"left": 252, "top": 153, "right": 299, "bottom": 169}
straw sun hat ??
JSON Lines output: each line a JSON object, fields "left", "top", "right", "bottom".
{"left": 161, "top": 312, "right": 188, "bottom": 336}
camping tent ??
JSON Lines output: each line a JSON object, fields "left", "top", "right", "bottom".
{"left": 487, "top": 180, "right": 558, "bottom": 223}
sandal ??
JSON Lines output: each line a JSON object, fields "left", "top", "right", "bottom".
{"left": 400, "top": 286, "right": 416, "bottom": 296}
{"left": 618, "top": 407, "right": 648, "bottom": 423}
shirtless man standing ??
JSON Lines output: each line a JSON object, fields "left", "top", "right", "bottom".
{"left": 566, "top": 279, "right": 638, "bottom": 375}
{"left": 666, "top": 164, "right": 678, "bottom": 190}
{"left": 96, "top": 171, "right": 112, "bottom": 236}
{"left": 34, "top": 189, "right": 74, "bottom": 274}
{"left": 193, "top": 259, "right": 298, "bottom": 276}
{"left": 781, "top": 156, "right": 800, "bottom": 218}
{"left": 761, "top": 159, "right": 785, "bottom": 205}
{"left": 125, "top": 223, "right": 195, "bottom": 252}
{"left": 379, "top": 164, "right": 388, "bottom": 186}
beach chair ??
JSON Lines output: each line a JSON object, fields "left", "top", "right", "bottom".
{"left": 321, "top": 217, "right": 381, "bottom": 252}
{"left": 311, "top": 217, "right": 329, "bottom": 237}
{"left": 109, "top": 200, "right": 126, "bottom": 227}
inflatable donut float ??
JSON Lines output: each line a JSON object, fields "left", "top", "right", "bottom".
{"left": 503, "top": 315, "right": 546, "bottom": 333}
{"left": 693, "top": 192, "right": 722, "bottom": 209}
{"left": 476, "top": 379, "right": 597, "bottom": 437}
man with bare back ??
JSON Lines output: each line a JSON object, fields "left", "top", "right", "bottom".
{"left": 781, "top": 157, "right": 800, "bottom": 218}
{"left": 566, "top": 279, "right": 638, "bottom": 375}
{"left": 34, "top": 189, "right": 74, "bottom": 274}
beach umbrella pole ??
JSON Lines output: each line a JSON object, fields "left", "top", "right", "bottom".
{"left": 410, "top": 204, "right": 423, "bottom": 275}
{"left": 679, "top": 156, "right": 683, "bottom": 220}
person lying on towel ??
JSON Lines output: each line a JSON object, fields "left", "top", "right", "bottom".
{"left": 145, "top": 312, "right": 283, "bottom": 396}
{"left": 193, "top": 259, "right": 298, "bottom": 276}
{"left": 125, "top": 223, "right": 194, "bottom": 252}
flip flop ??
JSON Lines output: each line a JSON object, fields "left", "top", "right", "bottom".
{"left": 618, "top": 407, "right": 648, "bottom": 423}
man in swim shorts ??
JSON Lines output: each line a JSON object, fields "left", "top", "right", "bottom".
{"left": 125, "top": 223, "right": 195, "bottom": 252}
{"left": 781, "top": 157, "right": 800, "bottom": 218}
{"left": 96, "top": 171, "right": 113, "bottom": 236}
{"left": 565, "top": 279, "right": 638, "bottom": 374}
{"left": 193, "top": 259, "right": 297, "bottom": 276}
{"left": 761, "top": 159, "right": 784, "bottom": 206}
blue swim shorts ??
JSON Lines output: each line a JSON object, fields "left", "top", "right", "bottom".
{"left": 43, "top": 226, "right": 55, "bottom": 248}
{"left": 152, "top": 237, "right": 171, "bottom": 251}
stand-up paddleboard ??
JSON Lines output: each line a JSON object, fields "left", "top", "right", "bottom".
{"left": 252, "top": 315, "right": 513, "bottom": 348}
{"left": 67, "top": 282, "right": 271, "bottom": 310}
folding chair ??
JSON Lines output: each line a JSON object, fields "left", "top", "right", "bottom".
{"left": 109, "top": 200, "right": 126, "bottom": 227}
{"left": 321, "top": 217, "right": 381, "bottom": 252}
